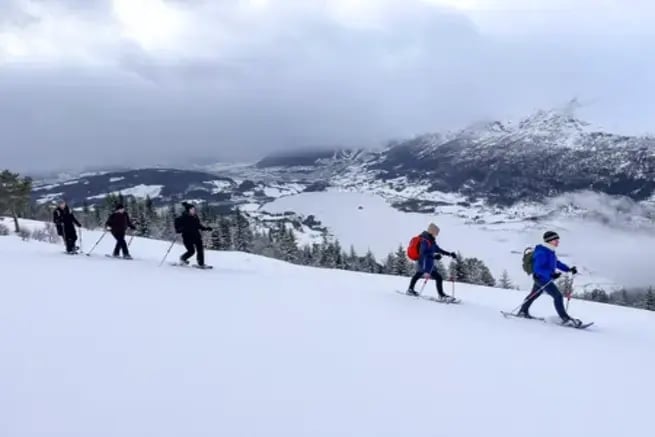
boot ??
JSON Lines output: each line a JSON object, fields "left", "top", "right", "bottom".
{"left": 406, "top": 288, "right": 419, "bottom": 297}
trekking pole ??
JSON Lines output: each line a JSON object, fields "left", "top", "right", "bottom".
{"left": 419, "top": 278, "right": 428, "bottom": 294}
{"left": 78, "top": 226, "right": 83, "bottom": 252}
{"left": 451, "top": 275, "right": 456, "bottom": 298}
{"left": 127, "top": 234, "right": 135, "bottom": 247}
{"left": 507, "top": 279, "right": 554, "bottom": 315}
{"left": 86, "top": 231, "right": 107, "bottom": 256}
{"left": 159, "top": 237, "right": 177, "bottom": 266}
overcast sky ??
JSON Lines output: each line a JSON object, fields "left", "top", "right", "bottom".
{"left": 1, "top": 0, "right": 654, "bottom": 174}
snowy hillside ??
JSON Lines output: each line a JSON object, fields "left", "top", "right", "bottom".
{"left": 1, "top": 224, "right": 654, "bottom": 437}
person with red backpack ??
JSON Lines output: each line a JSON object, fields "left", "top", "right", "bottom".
{"left": 406, "top": 223, "right": 458, "bottom": 300}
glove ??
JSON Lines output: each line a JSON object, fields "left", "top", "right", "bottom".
{"left": 205, "top": 226, "right": 213, "bottom": 231}
{"left": 570, "top": 266, "right": 578, "bottom": 275}
{"left": 551, "top": 272, "right": 562, "bottom": 280}
{"left": 433, "top": 254, "right": 442, "bottom": 260}
{"left": 129, "top": 225, "right": 136, "bottom": 230}
{"left": 450, "top": 252, "right": 458, "bottom": 259}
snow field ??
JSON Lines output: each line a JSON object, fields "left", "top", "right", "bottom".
{"left": 1, "top": 227, "right": 654, "bottom": 437}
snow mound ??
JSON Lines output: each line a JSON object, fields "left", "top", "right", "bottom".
{"left": 0, "top": 228, "right": 653, "bottom": 437}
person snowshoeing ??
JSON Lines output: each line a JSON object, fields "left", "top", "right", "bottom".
{"left": 517, "top": 231, "right": 582, "bottom": 327}
{"left": 406, "top": 223, "right": 458, "bottom": 301}
{"left": 105, "top": 203, "right": 136, "bottom": 259}
{"left": 52, "top": 200, "right": 82, "bottom": 254}
{"left": 175, "top": 202, "right": 212, "bottom": 268}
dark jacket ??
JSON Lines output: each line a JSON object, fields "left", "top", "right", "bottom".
{"left": 53, "top": 206, "right": 81, "bottom": 238}
{"left": 177, "top": 212, "right": 211, "bottom": 240}
{"left": 532, "top": 244, "right": 571, "bottom": 284}
{"left": 417, "top": 231, "right": 450, "bottom": 273}
{"left": 105, "top": 211, "right": 136, "bottom": 235}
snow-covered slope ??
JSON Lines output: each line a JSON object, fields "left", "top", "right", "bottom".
{"left": 1, "top": 227, "right": 653, "bottom": 437}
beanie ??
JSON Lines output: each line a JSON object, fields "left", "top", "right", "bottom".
{"left": 114, "top": 203, "right": 125, "bottom": 211}
{"left": 427, "top": 223, "right": 440, "bottom": 235}
{"left": 543, "top": 231, "right": 560, "bottom": 243}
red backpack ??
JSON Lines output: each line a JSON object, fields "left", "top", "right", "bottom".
{"left": 407, "top": 235, "right": 430, "bottom": 261}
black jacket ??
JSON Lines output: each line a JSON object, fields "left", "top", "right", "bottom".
{"left": 105, "top": 211, "right": 136, "bottom": 235}
{"left": 53, "top": 206, "right": 81, "bottom": 238}
{"left": 176, "top": 212, "right": 211, "bottom": 239}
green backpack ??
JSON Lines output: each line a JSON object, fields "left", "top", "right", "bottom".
{"left": 522, "top": 247, "right": 534, "bottom": 275}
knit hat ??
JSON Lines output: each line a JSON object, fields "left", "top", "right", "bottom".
{"left": 114, "top": 203, "right": 125, "bottom": 211}
{"left": 182, "top": 202, "right": 195, "bottom": 211}
{"left": 427, "top": 223, "right": 440, "bottom": 235}
{"left": 543, "top": 231, "right": 560, "bottom": 243}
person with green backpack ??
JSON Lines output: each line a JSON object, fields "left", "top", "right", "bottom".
{"left": 517, "top": 231, "right": 582, "bottom": 327}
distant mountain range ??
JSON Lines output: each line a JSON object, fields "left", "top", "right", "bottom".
{"left": 32, "top": 103, "right": 655, "bottom": 222}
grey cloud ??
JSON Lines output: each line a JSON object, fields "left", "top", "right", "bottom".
{"left": 1, "top": 0, "right": 655, "bottom": 174}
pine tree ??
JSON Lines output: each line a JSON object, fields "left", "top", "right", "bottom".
{"left": 499, "top": 270, "right": 513, "bottom": 289}
{"left": 645, "top": 287, "right": 655, "bottom": 311}
{"left": 448, "top": 253, "right": 467, "bottom": 282}
{"left": 391, "top": 245, "right": 412, "bottom": 276}
{"left": 383, "top": 253, "right": 395, "bottom": 274}
{"left": 362, "top": 249, "right": 379, "bottom": 273}
{"left": 344, "top": 245, "right": 356, "bottom": 270}
{"left": 218, "top": 216, "right": 233, "bottom": 250}
{"left": 278, "top": 226, "right": 299, "bottom": 263}
{"left": 319, "top": 237, "right": 338, "bottom": 268}
{"left": 0, "top": 170, "right": 32, "bottom": 232}
{"left": 233, "top": 208, "right": 252, "bottom": 252}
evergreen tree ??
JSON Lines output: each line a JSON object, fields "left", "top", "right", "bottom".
{"left": 391, "top": 245, "right": 412, "bottom": 276}
{"left": 499, "top": 270, "right": 513, "bottom": 289}
{"left": 448, "top": 253, "right": 467, "bottom": 282}
{"left": 345, "top": 245, "right": 360, "bottom": 271}
{"left": 233, "top": 208, "right": 252, "bottom": 252}
{"left": 645, "top": 287, "right": 655, "bottom": 311}
{"left": 362, "top": 249, "right": 379, "bottom": 273}
{"left": 278, "top": 226, "right": 299, "bottom": 263}
{"left": 383, "top": 253, "right": 396, "bottom": 274}
{"left": 218, "top": 216, "right": 233, "bottom": 250}
{"left": 0, "top": 170, "right": 32, "bottom": 232}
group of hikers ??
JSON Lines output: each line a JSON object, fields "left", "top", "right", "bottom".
{"left": 403, "top": 223, "right": 582, "bottom": 327}
{"left": 52, "top": 200, "right": 212, "bottom": 267}
{"left": 51, "top": 200, "right": 582, "bottom": 327}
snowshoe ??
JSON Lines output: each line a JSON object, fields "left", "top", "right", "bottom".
{"left": 193, "top": 264, "right": 213, "bottom": 270}
{"left": 406, "top": 289, "right": 419, "bottom": 297}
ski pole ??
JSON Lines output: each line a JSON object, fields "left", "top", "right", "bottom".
{"left": 127, "top": 234, "right": 135, "bottom": 247}
{"left": 508, "top": 279, "right": 554, "bottom": 315}
{"left": 159, "top": 236, "right": 177, "bottom": 266}
{"left": 451, "top": 275, "right": 455, "bottom": 298}
{"left": 86, "top": 231, "right": 107, "bottom": 256}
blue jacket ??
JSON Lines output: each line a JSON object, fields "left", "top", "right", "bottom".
{"left": 533, "top": 244, "right": 571, "bottom": 283}
{"left": 416, "top": 231, "right": 450, "bottom": 273}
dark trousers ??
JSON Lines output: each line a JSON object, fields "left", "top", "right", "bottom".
{"left": 112, "top": 233, "right": 129, "bottom": 256}
{"left": 181, "top": 235, "right": 204, "bottom": 266}
{"left": 64, "top": 236, "right": 77, "bottom": 253}
{"left": 409, "top": 269, "right": 446, "bottom": 296}
{"left": 520, "top": 280, "right": 569, "bottom": 320}
{"left": 60, "top": 228, "right": 77, "bottom": 253}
